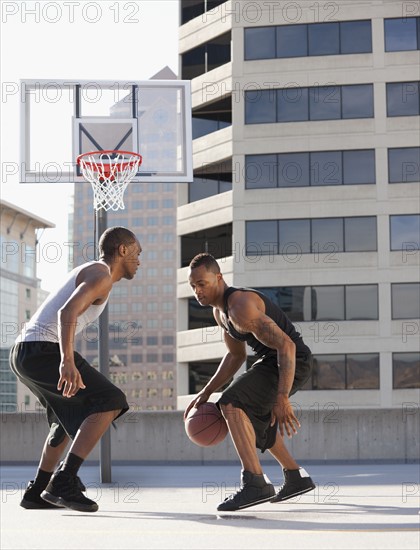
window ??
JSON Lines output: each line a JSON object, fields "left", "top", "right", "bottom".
{"left": 181, "top": 223, "right": 232, "bottom": 267}
{"left": 162, "top": 336, "right": 174, "bottom": 345}
{"left": 246, "top": 84, "right": 374, "bottom": 124}
{"left": 181, "top": 31, "right": 231, "bottom": 79}
{"left": 387, "top": 82, "right": 420, "bottom": 116}
{"left": 25, "top": 288, "right": 31, "bottom": 299}
{"left": 385, "top": 17, "right": 420, "bottom": 52}
{"left": 308, "top": 22, "right": 340, "bottom": 56}
{"left": 146, "top": 268, "right": 158, "bottom": 278}
{"left": 345, "top": 285, "right": 378, "bottom": 320}
{"left": 309, "top": 86, "right": 342, "bottom": 121}
{"left": 233, "top": 156, "right": 259, "bottom": 188}
{"left": 312, "top": 218, "right": 344, "bottom": 252}
{"left": 391, "top": 283, "right": 420, "bottom": 319}
{"left": 388, "top": 147, "right": 420, "bottom": 183}
{"left": 189, "top": 360, "right": 232, "bottom": 393}
{"left": 344, "top": 217, "right": 377, "bottom": 252}
{"left": 390, "top": 215, "right": 420, "bottom": 250}
{"left": 162, "top": 353, "right": 174, "bottom": 362}
{"left": 304, "top": 353, "right": 379, "bottom": 390}
{"left": 189, "top": 172, "right": 233, "bottom": 202}
{"left": 340, "top": 20, "right": 373, "bottom": 53}
{"left": 144, "top": 250, "right": 158, "bottom": 261}
{"left": 342, "top": 84, "right": 374, "bottom": 118}
{"left": 246, "top": 150, "right": 375, "bottom": 188}
{"left": 255, "top": 285, "right": 378, "bottom": 322}
{"left": 246, "top": 89, "right": 277, "bottom": 124}
{"left": 246, "top": 220, "right": 278, "bottom": 255}
{"left": 245, "top": 26, "right": 276, "bottom": 60}
{"left": 276, "top": 24, "right": 307, "bottom": 58}
{"left": 247, "top": 217, "right": 377, "bottom": 256}
{"left": 147, "top": 336, "right": 158, "bottom": 345}
{"left": 312, "top": 286, "right": 345, "bottom": 320}
{"left": 188, "top": 298, "right": 216, "bottom": 329}
{"left": 393, "top": 352, "right": 420, "bottom": 389}
{"left": 245, "top": 20, "right": 372, "bottom": 60}
{"left": 278, "top": 219, "right": 311, "bottom": 254}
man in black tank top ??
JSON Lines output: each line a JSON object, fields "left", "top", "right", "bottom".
{"left": 185, "top": 253, "right": 315, "bottom": 511}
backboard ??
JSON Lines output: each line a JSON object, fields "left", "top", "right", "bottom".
{"left": 20, "top": 79, "right": 192, "bottom": 183}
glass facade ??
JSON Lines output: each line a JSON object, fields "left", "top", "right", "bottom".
{"left": 388, "top": 147, "right": 420, "bottom": 183}
{"left": 384, "top": 17, "right": 420, "bottom": 52}
{"left": 255, "top": 285, "right": 378, "bottom": 322}
{"left": 246, "top": 217, "right": 377, "bottom": 256}
{"left": 245, "top": 20, "right": 372, "bottom": 59}
{"left": 246, "top": 84, "right": 374, "bottom": 124}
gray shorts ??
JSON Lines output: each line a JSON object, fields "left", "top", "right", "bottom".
{"left": 9, "top": 342, "right": 129, "bottom": 447}
{"left": 218, "top": 353, "right": 312, "bottom": 452}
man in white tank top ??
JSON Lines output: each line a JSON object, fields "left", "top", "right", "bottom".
{"left": 10, "top": 226, "right": 142, "bottom": 512}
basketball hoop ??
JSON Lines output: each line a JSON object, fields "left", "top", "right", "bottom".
{"left": 77, "top": 150, "right": 143, "bottom": 211}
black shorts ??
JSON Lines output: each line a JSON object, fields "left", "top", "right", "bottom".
{"left": 218, "top": 353, "right": 312, "bottom": 452}
{"left": 9, "top": 342, "right": 129, "bottom": 447}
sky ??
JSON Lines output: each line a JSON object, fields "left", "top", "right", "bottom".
{"left": 1, "top": 0, "right": 180, "bottom": 290}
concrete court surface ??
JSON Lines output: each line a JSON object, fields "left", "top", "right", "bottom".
{"left": 0, "top": 463, "right": 419, "bottom": 550}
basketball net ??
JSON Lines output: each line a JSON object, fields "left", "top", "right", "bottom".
{"left": 77, "top": 150, "right": 143, "bottom": 212}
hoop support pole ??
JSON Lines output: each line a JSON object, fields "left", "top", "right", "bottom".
{"left": 97, "top": 207, "right": 112, "bottom": 483}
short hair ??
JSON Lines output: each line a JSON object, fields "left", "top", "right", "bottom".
{"left": 189, "top": 253, "right": 220, "bottom": 274}
{"left": 99, "top": 226, "right": 137, "bottom": 258}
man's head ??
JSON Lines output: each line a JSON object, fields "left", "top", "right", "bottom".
{"left": 188, "top": 253, "right": 224, "bottom": 307}
{"left": 99, "top": 226, "right": 142, "bottom": 280}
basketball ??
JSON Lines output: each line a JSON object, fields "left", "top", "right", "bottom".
{"left": 184, "top": 402, "right": 228, "bottom": 447}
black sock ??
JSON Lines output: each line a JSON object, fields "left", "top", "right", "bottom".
{"left": 33, "top": 468, "right": 53, "bottom": 489}
{"left": 61, "top": 453, "right": 84, "bottom": 476}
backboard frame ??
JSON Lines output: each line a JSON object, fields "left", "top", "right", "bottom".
{"left": 20, "top": 79, "right": 193, "bottom": 184}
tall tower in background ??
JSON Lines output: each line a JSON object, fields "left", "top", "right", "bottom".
{"left": 0, "top": 200, "right": 55, "bottom": 412}
{"left": 176, "top": 0, "right": 419, "bottom": 410}
{"left": 72, "top": 68, "right": 179, "bottom": 411}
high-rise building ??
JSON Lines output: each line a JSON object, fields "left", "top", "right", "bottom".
{"left": 176, "top": 0, "right": 420, "bottom": 410}
{"left": 72, "top": 69, "right": 179, "bottom": 411}
{"left": 0, "top": 199, "right": 54, "bottom": 412}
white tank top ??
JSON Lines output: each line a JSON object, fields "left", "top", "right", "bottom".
{"left": 17, "top": 261, "right": 110, "bottom": 343}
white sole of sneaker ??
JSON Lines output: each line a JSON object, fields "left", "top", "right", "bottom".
{"left": 218, "top": 494, "right": 275, "bottom": 512}
{"left": 41, "top": 491, "right": 98, "bottom": 513}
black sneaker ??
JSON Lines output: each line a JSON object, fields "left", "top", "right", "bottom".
{"left": 20, "top": 481, "right": 63, "bottom": 510}
{"left": 270, "top": 468, "right": 315, "bottom": 502}
{"left": 41, "top": 470, "right": 98, "bottom": 512}
{"left": 56, "top": 462, "right": 86, "bottom": 492}
{"left": 217, "top": 470, "right": 275, "bottom": 511}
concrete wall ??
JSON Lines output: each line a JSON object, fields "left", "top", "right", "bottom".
{"left": 1, "top": 408, "right": 418, "bottom": 463}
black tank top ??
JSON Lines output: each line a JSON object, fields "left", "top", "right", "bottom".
{"left": 222, "top": 287, "right": 311, "bottom": 359}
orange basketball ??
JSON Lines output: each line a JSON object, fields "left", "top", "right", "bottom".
{"left": 184, "top": 402, "right": 228, "bottom": 447}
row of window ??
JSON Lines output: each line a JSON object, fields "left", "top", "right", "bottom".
{"left": 245, "top": 20, "right": 372, "bottom": 60}
{"left": 244, "top": 17, "right": 420, "bottom": 60}
{"left": 188, "top": 352, "right": 420, "bottom": 392}
{"left": 245, "top": 82, "right": 420, "bottom": 124}
{"left": 245, "top": 147, "right": 420, "bottom": 188}
{"left": 304, "top": 352, "right": 419, "bottom": 390}
{"left": 246, "top": 215, "right": 419, "bottom": 255}
{"left": 258, "top": 284, "right": 419, "bottom": 322}
{"left": 187, "top": 146, "right": 419, "bottom": 202}
{"left": 188, "top": 282, "right": 419, "bottom": 327}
